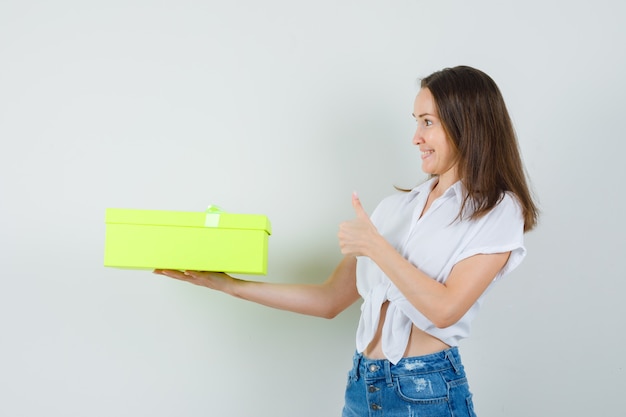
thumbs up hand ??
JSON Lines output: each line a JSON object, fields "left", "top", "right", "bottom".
{"left": 338, "top": 192, "right": 381, "bottom": 258}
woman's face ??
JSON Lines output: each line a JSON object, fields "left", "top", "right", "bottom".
{"left": 412, "top": 88, "right": 459, "bottom": 180}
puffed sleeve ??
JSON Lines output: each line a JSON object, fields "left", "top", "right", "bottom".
{"left": 456, "top": 193, "right": 526, "bottom": 280}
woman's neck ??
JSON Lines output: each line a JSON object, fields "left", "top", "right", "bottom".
{"left": 431, "top": 171, "right": 460, "bottom": 197}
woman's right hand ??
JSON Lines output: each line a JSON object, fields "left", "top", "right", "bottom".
{"left": 153, "top": 269, "right": 235, "bottom": 292}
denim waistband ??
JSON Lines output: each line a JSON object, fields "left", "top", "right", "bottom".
{"left": 350, "top": 347, "right": 464, "bottom": 385}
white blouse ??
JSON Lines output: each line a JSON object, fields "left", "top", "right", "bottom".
{"left": 355, "top": 178, "right": 526, "bottom": 364}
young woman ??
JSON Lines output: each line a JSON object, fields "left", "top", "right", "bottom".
{"left": 155, "top": 65, "right": 538, "bottom": 416}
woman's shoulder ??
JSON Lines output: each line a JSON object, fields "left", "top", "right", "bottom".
{"left": 497, "top": 191, "right": 524, "bottom": 215}
{"left": 476, "top": 191, "right": 524, "bottom": 228}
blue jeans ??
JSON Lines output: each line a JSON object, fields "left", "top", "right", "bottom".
{"left": 342, "top": 347, "right": 478, "bottom": 417}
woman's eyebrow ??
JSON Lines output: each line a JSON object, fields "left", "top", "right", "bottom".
{"left": 412, "top": 112, "right": 435, "bottom": 118}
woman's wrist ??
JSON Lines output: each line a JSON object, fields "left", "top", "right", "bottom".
{"left": 366, "top": 232, "right": 393, "bottom": 262}
{"left": 222, "top": 275, "right": 247, "bottom": 298}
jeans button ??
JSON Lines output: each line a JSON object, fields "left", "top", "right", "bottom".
{"left": 371, "top": 404, "right": 382, "bottom": 410}
{"left": 369, "top": 364, "right": 379, "bottom": 372}
{"left": 368, "top": 385, "right": 380, "bottom": 393}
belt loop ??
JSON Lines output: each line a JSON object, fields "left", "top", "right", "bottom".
{"left": 445, "top": 349, "right": 461, "bottom": 375}
{"left": 384, "top": 360, "right": 393, "bottom": 387}
{"left": 354, "top": 352, "right": 362, "bottom": 381}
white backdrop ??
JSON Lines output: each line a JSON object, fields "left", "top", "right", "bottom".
{"left": 2, "top": 1, "right": 625, "bottom": 416}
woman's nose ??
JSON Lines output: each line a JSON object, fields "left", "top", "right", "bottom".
{"left": 412, "top": 127, "right": 423, "bottom": 145}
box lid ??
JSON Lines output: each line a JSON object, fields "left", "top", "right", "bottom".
{"left": 105, "top": 208, "right": 271, "bottom": 234}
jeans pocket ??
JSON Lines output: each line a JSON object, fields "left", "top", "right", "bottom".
{"left": 394, "top": 372, "right": 449, "bottom": 404}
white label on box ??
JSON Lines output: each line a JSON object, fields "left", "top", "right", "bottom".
{"left": 204, "top": 213, "right": 221, "bottom": 227}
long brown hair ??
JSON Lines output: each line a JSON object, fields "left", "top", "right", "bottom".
{"left": 420, "top": 66, "right": 538, "bottom": 231}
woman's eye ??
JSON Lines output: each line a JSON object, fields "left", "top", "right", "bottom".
{"left": 414, "top": 118, "right": 434, "bottom": 127}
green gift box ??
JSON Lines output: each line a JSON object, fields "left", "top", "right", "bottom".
{"left": 104, "top": 206, "right": 272, "bottom": 274}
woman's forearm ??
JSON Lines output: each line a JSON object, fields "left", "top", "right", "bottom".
{"left": 368, "top": 237, "right": 509, "bottom": 328}
{"left": 226, "top": 280, "right": 343, "bottom": 318}
{"left": 227, "top": 256, "right": 360, "bottom": 319}
{"left": 157, "top": 256, "right": 360, "bottom": 319}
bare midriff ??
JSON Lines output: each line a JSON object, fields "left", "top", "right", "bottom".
{"left": 363, "top": 301, "right": 450, "bottom": 360}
